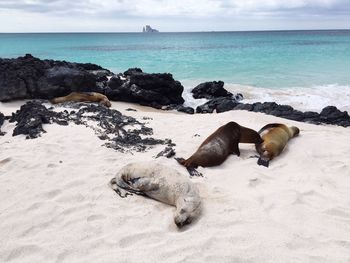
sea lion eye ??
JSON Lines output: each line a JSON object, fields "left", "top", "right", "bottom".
{"left": 180, "top": 208, "right": 186, "bottom": 214}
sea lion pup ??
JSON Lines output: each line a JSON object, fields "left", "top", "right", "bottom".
{"left": 110, "top": 162, "right": 201, "bottom": 228}
{"left": 50, "top": 92, "right": 111, "bottom": 107}
{"left": 256, "top": 123, "right": 300, "bottom": 167}
{"left": 176, "top": 121, "right": 263, "bottom": 175}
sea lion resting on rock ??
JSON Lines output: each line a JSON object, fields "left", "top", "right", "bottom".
{"left": 256, "top": 123, "right": 300, "bottom": 167}
{"left": 110, "top": 162, "right": 201, "bottom": 228}
{"left": 176, "top": 121, "right": 263, "bottom": 176}
{"left": 51, "top": 92, "right": 111, "bottom": 107}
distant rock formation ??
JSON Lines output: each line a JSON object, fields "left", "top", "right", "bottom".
{"left": 142, "top": 25, "right": 159, "bottom": 33}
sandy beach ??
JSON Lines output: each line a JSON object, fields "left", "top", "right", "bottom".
{"left": 0, "top": 101, "right": 349, "bottom": 263}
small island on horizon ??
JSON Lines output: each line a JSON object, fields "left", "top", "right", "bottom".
{"left": 142, "top": 25, "right": 159, "bottom": 33}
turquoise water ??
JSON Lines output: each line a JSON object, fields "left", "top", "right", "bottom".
{"left": 1, "top": 30, "right": 350, "bottom": 88}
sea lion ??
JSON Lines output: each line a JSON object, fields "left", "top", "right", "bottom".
{"left": 176, "top": 121, "right": 263, "bottom": 175}
{"left": 50, "top": 92, "right": 111, "bottom": 107}
{"left": 110, "top": 162, "right": 201, "bottom": 228}
{"left": 256, "top": 123, "right": 300, "bottom": 167}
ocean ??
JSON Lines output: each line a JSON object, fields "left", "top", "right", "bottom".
{"left": 1, "top": 30, "right": 350, "bottom": 112}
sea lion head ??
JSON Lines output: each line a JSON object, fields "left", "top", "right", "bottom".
{"left": 101, "top": 98, "right": 112, "bottom": 108}
{"left": 174, "top": 197, "right": 201, "bottom": 228}
{"left": 290, "top": 126, "right": 300, "bottom": 137}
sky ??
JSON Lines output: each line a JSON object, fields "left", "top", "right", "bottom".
{"left": 0, "top": 0, "right": 349, "bottom": 32}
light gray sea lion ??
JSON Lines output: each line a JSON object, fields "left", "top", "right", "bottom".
{"left": 256, "top": 123, "right": 300, "bottom": 167}
{"left": 110, "top": 162, "right": 201, "bottom": 228}
{"left": 50, "top": 92, "right": 111, "bottom": 107}
{"left": 176, "top": 121, "right": 263, "bottom": 175}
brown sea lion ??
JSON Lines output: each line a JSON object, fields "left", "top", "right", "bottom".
{"left": 176, "top": 121, "right": 263, "bottom": 176}
{"left": 256, "top": 123, "right": 300, "bottom": 167}
{"left": 50, "top": 92, "right": 111, "bottom": 107}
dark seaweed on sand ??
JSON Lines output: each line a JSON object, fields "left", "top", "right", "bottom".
{"left": 9, "top": 100, "right": 173, "bottom": 152}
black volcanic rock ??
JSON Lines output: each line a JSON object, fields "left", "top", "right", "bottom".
{"left": 196, "top": 97, "right": 239, "bottom": 113}
{"left": 106, "top": 68, "right": 184, "bottom": 108}
{"left": 177, "top": 105, "right": 195, "bottom": 114}
{"left": 0, "top": 112, "right": 5, "bottom": 135}
{"left": 192, "top": 81, "right": 232, "bottom": 99}
{"left": 0, "top": 54, "right": 112, "bottom": 102}
{"left": 124, "top": 68, "right": 143, "bottom": 76}
{"left": 233, "top": 102, "right": 350, "bottom": 127}
{"left": 161, "top": 104, "right": 195, "bottom": 114}
{"left": 319, "top": 106, "right": 350, "bottom": 126}
{"left": 0, "top": 55, "right": 186, "bottom": 109}
{"left": 196, "top": 98, "right": 350, "bottom": 127}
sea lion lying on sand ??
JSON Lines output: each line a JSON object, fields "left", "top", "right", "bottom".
{"left": 50, "top": 92, "right": 111, "bottom": 107}
{"left": 176, "top": 121, "right": 263, "bottom": 176}
{"left": 110, "top": 162, "right": 201, "bottom": 228}
{"left": 256, "top": 123, "right": 300, "bottom": 167}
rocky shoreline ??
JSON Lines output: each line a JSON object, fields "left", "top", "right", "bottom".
{"left": 1, "top": 54, "right": 349, "bottom": 130}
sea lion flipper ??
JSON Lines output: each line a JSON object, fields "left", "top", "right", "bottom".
{"left": 187, "top": 167, "right": 203, "bottom": 177}
{"left": 175, "top": 157, "right": 186, "bottom": 164}
{"left": 129, "top": 177, "right": 159, "bottom": 192}
{"left": 115, "top": 187, "right": 133, "bottom": 198}
{"left": 109, "top": 178, "right": 133, "bottom": 198}
{"left": 257, "top": 157, "right": 270, "bottom": 167}
{"left": 231, "top": 142, "right": 240, "bottom": 156}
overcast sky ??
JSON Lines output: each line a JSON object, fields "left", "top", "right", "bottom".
{"left": 0, "top": 0, "right": 349, "bottom": 32}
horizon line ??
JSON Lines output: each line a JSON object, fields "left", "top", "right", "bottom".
{"left": 1, "top": 28, "right": 350, "bottom": 34}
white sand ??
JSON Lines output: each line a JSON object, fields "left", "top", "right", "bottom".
{"left": 0, "top": 101, "right": 349, "bottom": 263}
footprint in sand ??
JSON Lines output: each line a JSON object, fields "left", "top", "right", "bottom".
{"left": 0, "top": 157, "right": 12, "bottom": 166}
{"left": 324, "top": 208, "right": 350, "bottom": 221}
{"left": 42, "top": 189, "right": 62, "bottom": 199}
{"left": 118, "top": 231, "right": 164, "bottom": 248}
{"left": 5, "top": 244, "right": 42, "bottom": 261}
{"left": 87, "top": 214, "right": 107, "bottom": 222}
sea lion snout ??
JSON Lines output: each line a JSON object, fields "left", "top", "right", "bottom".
{"left": 101, "top": 98, "right": 112, "bottom": 108}
{"left": 291, "top": 126, "right": 300, "bottom": 137}
{"left": 174, "top": 209, "right": 193, "bottom": 228}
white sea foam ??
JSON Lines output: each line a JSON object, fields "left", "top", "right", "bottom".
{"left": 227, "top": 84, "right": 350, "bottom": 113}
{"left": 182, "top": 84, "right": 208, "bottom": 108}
{"left": 181, "top": 80, "right": 350, "bottom": 113}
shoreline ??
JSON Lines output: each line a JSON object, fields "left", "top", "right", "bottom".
{"left": 1, "top": 54, "right": 349, "bottom": 128}
{"left": 181, "top": 82, "right": 350, "bottom": 113}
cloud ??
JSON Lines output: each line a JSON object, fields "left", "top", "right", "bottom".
{"left": 0, "top": 0, "right": 349, "bottom": 32}
{"left": 0, "top": 0, "right": 349, "bottom": 17}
